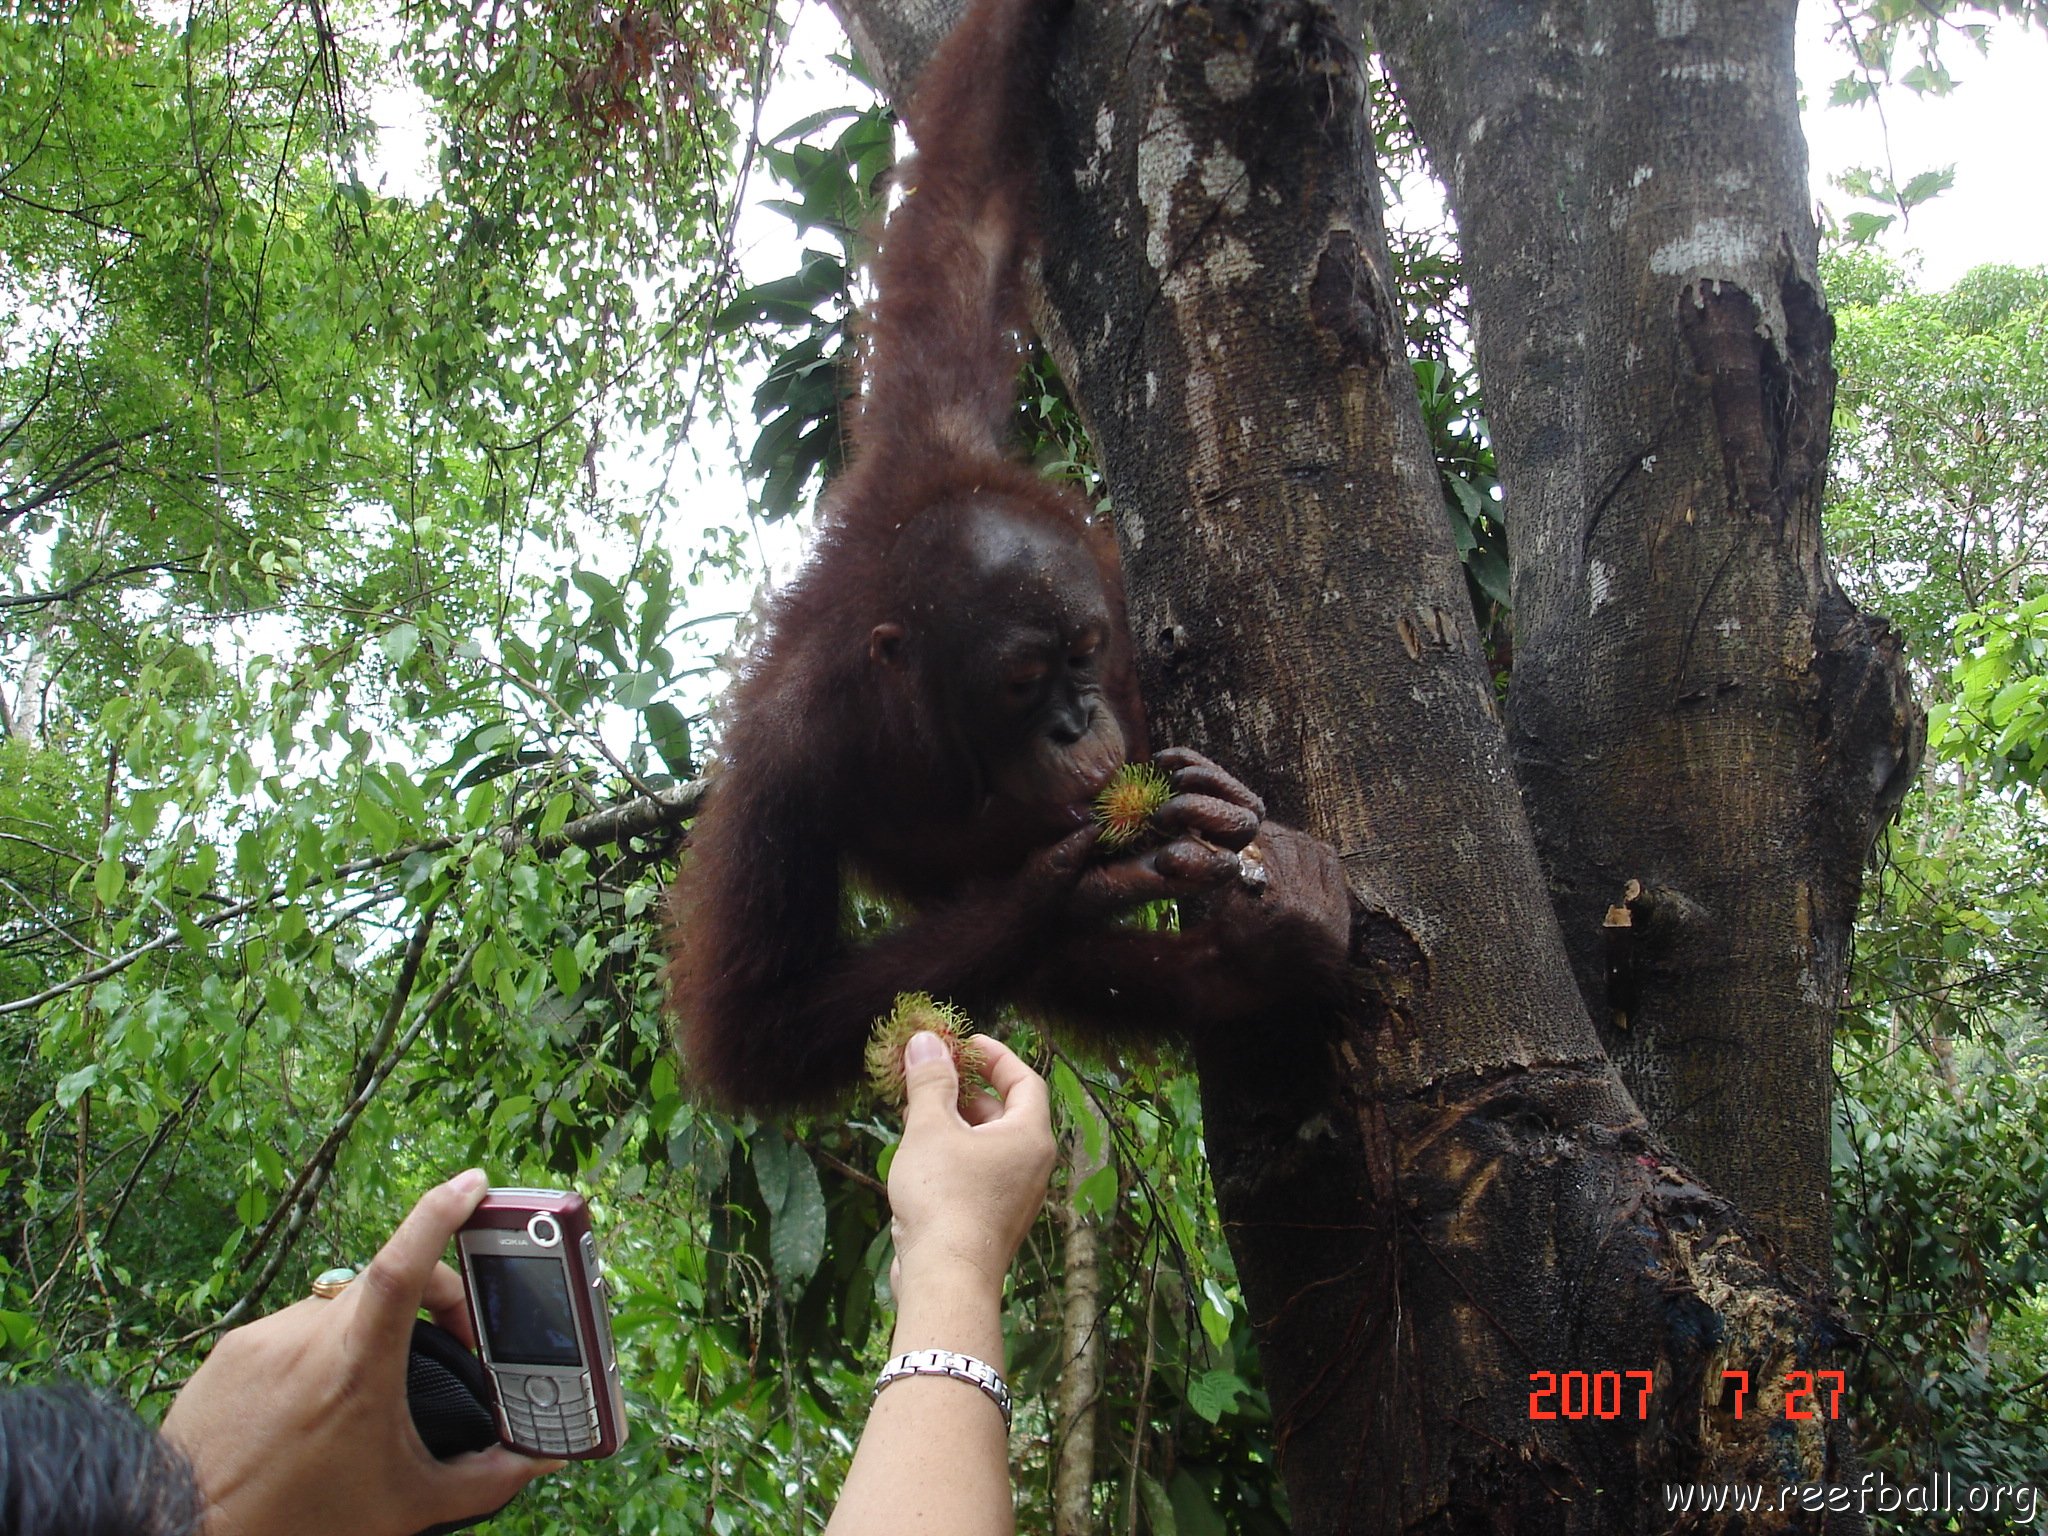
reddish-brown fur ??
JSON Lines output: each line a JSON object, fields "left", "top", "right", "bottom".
{"left": 666, "top": 0, "right": 1351, "bottom": 1112}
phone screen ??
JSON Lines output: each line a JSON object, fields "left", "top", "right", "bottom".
{"left": 470, "top": 1254, "right": 582, "bottom": 1367}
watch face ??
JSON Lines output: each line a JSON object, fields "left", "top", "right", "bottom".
{"left": 470, "top": 1254, "right": 582, "bottom": 1367}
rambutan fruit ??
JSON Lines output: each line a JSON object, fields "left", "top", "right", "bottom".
{"left": 864, "top": 992, "right": 990, "bottom": 1110}
{"left": 1093, "top": 762, "right": 1171, "bottom": 849}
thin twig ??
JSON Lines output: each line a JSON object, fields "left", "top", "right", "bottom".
{"left": 169, "top": 934, "right": 486, "bottom": 1344}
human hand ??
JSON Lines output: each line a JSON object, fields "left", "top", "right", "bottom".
{"left": 886, "top": 1034, "right": 1056, "bottom": 1306}
{"left": 162, "top": 1170, "right": 560, "bottom": 1536}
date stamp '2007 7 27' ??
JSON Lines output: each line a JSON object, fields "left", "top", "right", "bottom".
{"left": 1528, "top": 1368, "right": 1847, "bottom": 1422}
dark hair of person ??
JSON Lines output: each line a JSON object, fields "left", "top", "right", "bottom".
{"left": 0, "top": 1381, "right": 204, "bottom": 1536}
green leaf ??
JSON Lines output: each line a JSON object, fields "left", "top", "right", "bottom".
{"left": 549, "top": 942, "right": 581, "bottom": 996}
{"left": 765, "top": 1142, "right": 827, "bottom": 1291}
{"left": 752, "top": 1131, "right": 790, "bottom": 1211}
{"left": 356, "top": 795, "right": 401, "bottom": 853}
{"left": 93, "top": 857, "right": 126, "bottom": 905}
{"left": 643, "top": 700, "right": 694, "bottom": 778}
{"left": 55, "top": 1065, "right": 102, "bottom": 1109}
{"left": 1074, "top": 1161, "right": 1118, "bottom": 1221}
{"left": 1467, "top": 546, "right": 1513, "bottom": 611}
{"left": 1199, "top": 1276, "right": 1234, "bottom": 1350}
{"left": 1186, "top": 1368, "right": 1248, "bottom": 1424}
{"left": 571, "top": 570, "right": 628, "bottom": 633}
{"left": 612, "top": 671, "right": 661, "bottom": 710}
{"left": 380, "top": 622, "right": 420, "bottom": 669}
{"left": 538, "top": 792, "right": 574, "bottom": 838}
{"left": 1898, "top": 165, "right": 1956, "bottom": 209}
{"left": 1168, "top": 1471, "right": 1229, "bottom": 1536}
{"left": 1137, "top": 1471, "right": 1177, "bottom": 1535}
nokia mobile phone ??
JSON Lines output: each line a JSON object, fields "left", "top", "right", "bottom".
{"left": 455, "top": 1188, "right": 625, "bottom": 1459}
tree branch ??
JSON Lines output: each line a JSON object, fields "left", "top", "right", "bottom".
{"left": 244, "top": 903, "right": 444, "bottom": 1261}
{"left": 1, "top": 557, "right": 204, "bottom": 611}
{"left": 0, "top": 419, "right": 170, "bottom": 527}
{"left": 0, "top": 777, "right": 706, "bottom": 1019}
{"left": 198, "top": 933, "right": 486, "bottom": 1337}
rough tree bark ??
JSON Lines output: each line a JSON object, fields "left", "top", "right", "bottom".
{"left": 830, "top": 0, "right": 1909, "bottom": 1528}
{"left": 1363, "top": 0, "right": 1921, "bottom": 1278}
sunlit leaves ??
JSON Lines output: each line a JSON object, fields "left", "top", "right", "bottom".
{"left": 1939, "top": 595, "right": 2048, "bottom": 789}
{"left": 719, "top": 98, "right": 893, "bottom": 518}
{"left": 1826, "top": 254, "right": 2048, "bottom": 657}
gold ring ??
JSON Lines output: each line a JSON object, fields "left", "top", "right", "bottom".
{"left": 310, "top": 1266, "right": 358, "bottom": 1299}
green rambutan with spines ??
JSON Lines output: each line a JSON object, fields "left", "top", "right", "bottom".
{"left": 864, "top": 992, "right": 990, "bottom": 1110}
{"left": 1093, "top": 761, "right": 1172, "bottom": 849}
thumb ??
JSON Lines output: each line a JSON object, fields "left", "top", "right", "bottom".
{"left": 428, "top": 1446, "right": 561, "bottom": 1523}
{"left": 901, "top": 1031, "right": 960, "bottom": 1125}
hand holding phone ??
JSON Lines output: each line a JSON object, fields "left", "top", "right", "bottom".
{"left": 455, "top": 1188, "right": 625, "bottom": 1459}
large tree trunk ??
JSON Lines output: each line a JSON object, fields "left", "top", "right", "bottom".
{"left": 830, "top": 0, "right": 1889, "bottom": 1527}
{"left": 1364, "top": 0, "right": 1921, "bottom": 1279}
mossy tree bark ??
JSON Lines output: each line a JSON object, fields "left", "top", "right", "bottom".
{"left": 829, "top": 0, "right": 1915, "bottom": 1528}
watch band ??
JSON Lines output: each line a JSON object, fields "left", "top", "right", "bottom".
{"left": 874, "top": 1348, "right": 1013, "bottom": 1431}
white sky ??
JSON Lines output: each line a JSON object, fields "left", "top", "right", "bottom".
{"left": 1795, "top": 9, "right": 2048, "bottom": 287}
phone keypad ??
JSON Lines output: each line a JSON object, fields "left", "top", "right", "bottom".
{"left": 498, "top": 1371, "right": 601, "bottom": 1454}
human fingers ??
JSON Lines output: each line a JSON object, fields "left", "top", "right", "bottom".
{"left": 959, "top": 1083, "right": 1005, "bottom": 1126}
{"left": 958, "top": 1043, "right": 1011, "bottom": 1127}
{"left": 422, "top": 1260, "right": 476, "bottom": 1348}
{"left": 423, "top": 1445, "right": 564, "bottom": 1527}
{"left": 351, "top": 1169, "right": 489, "bottom": 1371}
{"left": 1160, "top": 758, "right": 1265, "bottom": 821}
{"left": 900, "top": 1032, "right": 965, "bottom": 1134}
{"left": 1153, "top": 792, "right": 1260, "bottom": 850}
{"left": 972, "top": 1038, "right": 1050, "bottom": 1128}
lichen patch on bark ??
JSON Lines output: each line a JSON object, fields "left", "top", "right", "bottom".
{"left": 1135, "top": 93, "right": 1197, "bottom": 275}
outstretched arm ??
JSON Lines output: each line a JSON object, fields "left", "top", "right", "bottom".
{"left": 669, "top": 739, "right": 1098, "bottom": 1111}
{"left": 852, "top": 0, "right": 1070, "bottom": 463}
{"left": 669, "top": 749, "right": 1271, "bottom": 1112}
{"left": 674, "top": 855, "right": 1059, "bottom": 1110}
{"left": 827, "top": 1034, "right": 1055, "bottom": 1536}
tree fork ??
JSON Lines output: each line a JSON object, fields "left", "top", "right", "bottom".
{"left": 1365, "top": 0, "right": 1923, "bottom": 1269}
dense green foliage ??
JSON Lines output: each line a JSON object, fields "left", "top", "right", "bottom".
{"left": 1827, "top": 251, "right": 2048, "bottom": 1515}
{"left": 0, "top": 6, "right": 1284, "bottom": 1528}
{"left": 2, "top": 4, "right": 2043, "bottom": 1534}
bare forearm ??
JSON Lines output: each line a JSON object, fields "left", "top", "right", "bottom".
{"left": 826, "top": 1271, "right": 1015, "bottom": 1536}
